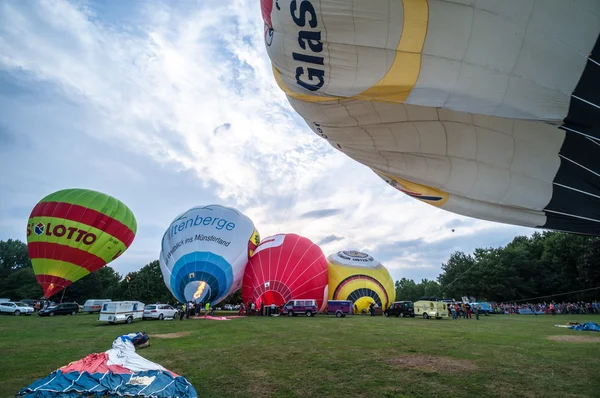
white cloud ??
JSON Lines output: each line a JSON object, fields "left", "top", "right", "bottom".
{"left": 0, "top": 0, "right": 536, "bottom": 282}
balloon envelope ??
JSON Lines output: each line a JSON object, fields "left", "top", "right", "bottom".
{"left": 262, "top": 0, "right": 600, "bottom": 235}
{"left": 242, "top": 233, "right": 328, "bottom": 311}
{"left": 26, "top": 188, "right": 137, "bottom": 298}
{"left": 328, "top": 250, "right": 395, "bottom": 313}
{"left": 159, "top": 205, "right": 260, "bottom": 306}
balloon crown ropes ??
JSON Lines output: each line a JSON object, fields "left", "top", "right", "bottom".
{"left": 159, "top": 205, "right": 259, "bottom": 306}
{"left": 26, "top": 188, "right": 137, "bottom": 298}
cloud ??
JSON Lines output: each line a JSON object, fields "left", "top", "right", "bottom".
{"left": 0, "top": 0, "right": 539, "bottom": 282}
{"left": 317, "top": 235, "right": 345, "bottom": 246}
{"left": 299, "top": 208, "right": 344, "bottom": 220}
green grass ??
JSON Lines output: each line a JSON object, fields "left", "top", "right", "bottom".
{"left": 1, "top": 313, "right": 599, "bottom": 397}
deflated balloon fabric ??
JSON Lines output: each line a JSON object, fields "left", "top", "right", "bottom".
{"left": 17, "top": 333, "right": 198, "bottom": 398}
{"left": 568, "top": 322, "right": 600, "bottom": 332}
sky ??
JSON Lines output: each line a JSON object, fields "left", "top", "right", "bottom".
{"left": 0, "top": 0, "right": 537, "bottom": 284}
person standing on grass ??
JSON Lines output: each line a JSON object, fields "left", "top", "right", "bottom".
{"left": 205, "top": 302, "right": 210, "bottom": 316}
{"left": 474, "top": 305, "right": 480, "bottom": 320}
{"left": 451, "top": 305, "right": 457, "bottom": 320}
{"left": 180, "top": 303, "right": 185, "bottom": 321}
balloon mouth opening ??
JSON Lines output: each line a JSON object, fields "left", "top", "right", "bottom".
{"left": 354, "top": 296, "right": 376, "bottom": 312}
{"left": 256, "top": 290, "right": 286, "bottom": 307}
{"left": 184, "top": 281, "right": 211, "bottom": 304}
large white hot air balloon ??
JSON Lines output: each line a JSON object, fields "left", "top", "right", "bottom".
{"left": 159, "top": 205, "right": 260, "bottom": 305}
{"left": 261, "top": 0, "right": 600, "bottom": 235}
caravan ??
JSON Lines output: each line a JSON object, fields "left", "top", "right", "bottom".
{"left": 98, "top": 301, "right": 145, "bottom": 324}
{"left": 83, "top": 299, "right": 112, "bottom": 314}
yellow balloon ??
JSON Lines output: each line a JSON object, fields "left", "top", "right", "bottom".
{"left": 327, "top": 251, "right": 395, "bottom": 313}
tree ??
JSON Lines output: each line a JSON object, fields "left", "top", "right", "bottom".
{"left": 117, "top": 261, "right": 177, "bottom": 304}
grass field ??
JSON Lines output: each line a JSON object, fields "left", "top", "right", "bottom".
{"left": 1, "top": 312, "right": 599, "bottom": 398}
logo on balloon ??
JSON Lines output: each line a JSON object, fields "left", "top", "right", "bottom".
{"left": 30, "top": 222, "right": 97, "bottom": 245}
{"left": 34, "top": 222, "right": 45, "bottom": 236}
{"left": 339, "top": 250, "right": 374, "bottom": 262}
{"left": 265, "top": 28, "right": 274, "bottom": 46}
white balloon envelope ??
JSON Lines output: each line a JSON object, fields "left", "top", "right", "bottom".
{"left": 262, "top": 0, "right": 600, "bottom": 235}
{"left": 159, "top": 205, "right": 260, "bottom": 305}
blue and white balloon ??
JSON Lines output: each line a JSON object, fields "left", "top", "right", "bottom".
{"left": 159, "top": 205, "right": 260, "bottom": 305}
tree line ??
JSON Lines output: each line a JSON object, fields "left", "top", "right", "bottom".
{"left": 394, "top": 231, "right": 600, "bottom": 303}
{"left": 1, "top": 230, "right": 599, "bottom": 305}
{"left": 0, "top": 239, "right": 244, "bottom": 305}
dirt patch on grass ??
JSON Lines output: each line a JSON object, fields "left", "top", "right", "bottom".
{"left": 151, "top": 332, "right": 192, "bottom": 339}
{"left": 547, "top": 335, "right": 600, "bottom": 343}
{"left": 387, "top": 354, "right": 477, "bottom": 373}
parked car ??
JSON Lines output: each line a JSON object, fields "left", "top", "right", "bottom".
{"left": 384, "top": 301, "right": 415, "bottom": 318}
{"left": 327, "top": 300, "right": 353, "bottom": 318}
{"left": 282, "top": 299, "right": 318, "bottom": 317}
{"left": 38, "top": 302, "right": 79, "bottom": 317}
{"left": 143, "top": 304, "right": 178, "bottom": 320}
{"left": 223, "top": 304, "right": 233, "bottom": 311}
{"left": 98, "top": 301, "right": 144, "bottom": 324}
{"left": 0, "top": 301, "right": 35, "bottom": 316}
{"left": 83, "top": 299, "right": 112, "bottom": 314}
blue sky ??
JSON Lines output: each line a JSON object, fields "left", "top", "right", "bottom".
{"left": 0, "top": 0, "right": 536, "bottom": 283}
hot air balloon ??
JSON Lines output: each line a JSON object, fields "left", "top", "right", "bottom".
{"left": 262, "top": 0, "right": 600, "bottom": 235}
{"left": 26, "top": 188, "right": 137, "bottom": 298}
{"left": 242, "top": 233, "right": 329, "bottom": 311}
{"left": 159, "top": 205, "right": 260, "bottom": 306}
{"left": 327, "top": 250, "right": 395, "bottom": 314}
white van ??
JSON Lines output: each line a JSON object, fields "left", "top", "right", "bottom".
{"left": 83, "top": 299, "right": 112, "bottom": 314}
{"left": 98, "top": 301, "right": 145, "bottom": 324}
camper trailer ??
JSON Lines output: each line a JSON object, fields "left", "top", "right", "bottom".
{"left": 98, "top": 301, "right": 145, "bottom": 324}
{"left": 83, "top": 299, "right": 112, "bottom": 314}
{"left": 413, "top": 297, "right": 449, "bottom": 319}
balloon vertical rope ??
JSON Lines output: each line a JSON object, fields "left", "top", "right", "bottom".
{"left": 60, "top": 287, "right": 66, "bottom": 304}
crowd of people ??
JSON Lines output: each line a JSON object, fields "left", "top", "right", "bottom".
{"left": 490, "top": 301, "right": 600, "bottom": 315}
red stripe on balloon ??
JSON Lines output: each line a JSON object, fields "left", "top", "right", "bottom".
{"left": 29, "top": 242, "right": 107, "bottom": 273}
{"left": 30, "top": 201, "right": 135, "bottom": 246}
{"left": 35, "top": 274, "right": 72, "bottom": 298}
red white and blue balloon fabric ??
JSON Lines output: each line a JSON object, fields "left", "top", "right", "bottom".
{"left": 17, "top": 333, "right": 198, "bottom": 398}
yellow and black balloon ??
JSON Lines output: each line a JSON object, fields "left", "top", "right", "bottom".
{"left": 328, "top": 251, "right": 395, "bottom": 313}
{"left": 262, "top": 0, "right": 600, "bottom": 235}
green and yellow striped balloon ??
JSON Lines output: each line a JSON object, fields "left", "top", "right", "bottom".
{"left": 26, "top": 188, "right": 137, "bottom": 298}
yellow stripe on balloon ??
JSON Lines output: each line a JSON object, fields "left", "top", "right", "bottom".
{"left": 27, "top": 216, "right": 127, "bottom": 262}
{"left": 272, "top": 65, "right": 340, "bottom": 103}
{"left": 374, "top": 170, "right": 450, "bottom": 207}
{"left": 32, "top": 259, "right": 90, "bottom": 282}
{"left": 355, "top": 0, "right": 428, "bottom": 103}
